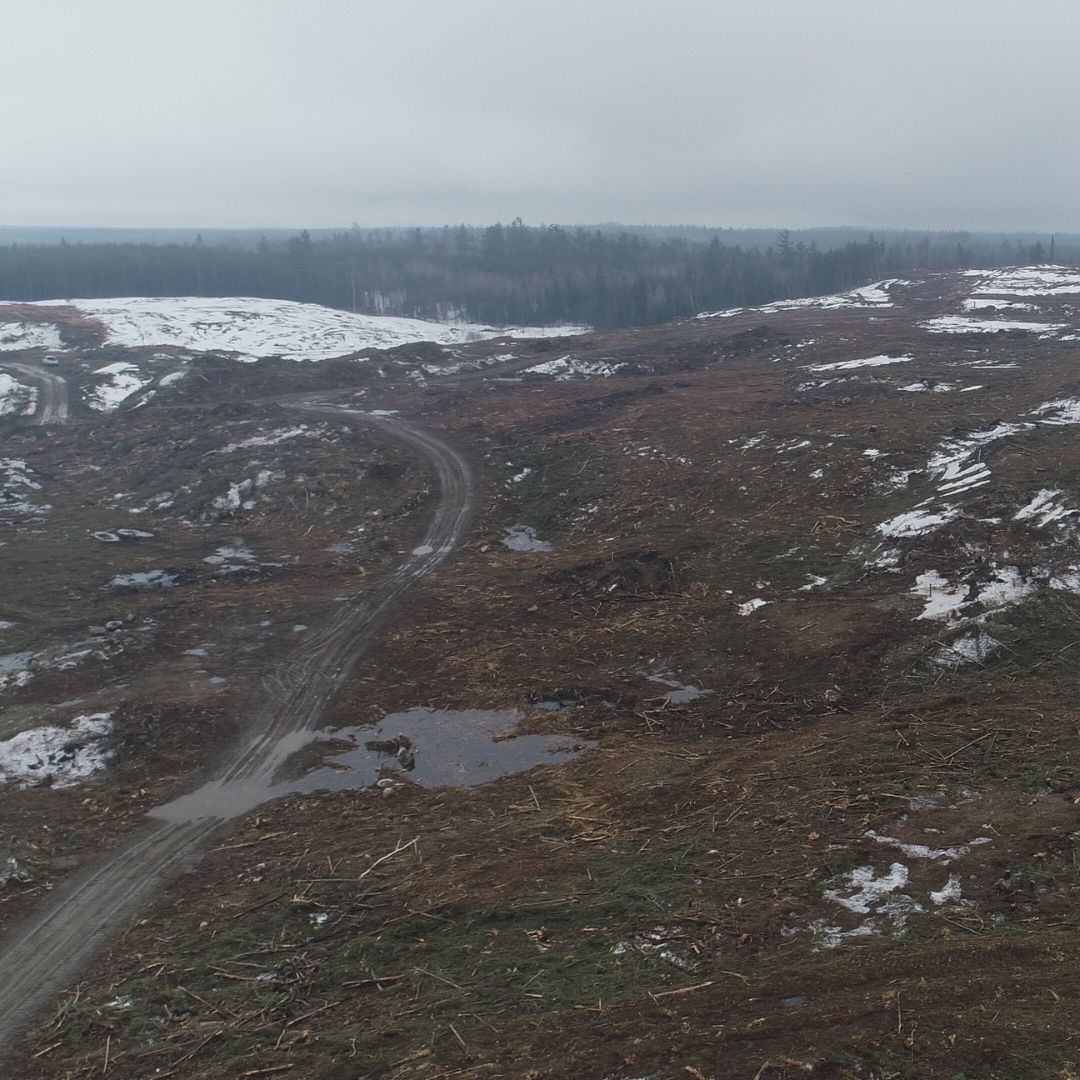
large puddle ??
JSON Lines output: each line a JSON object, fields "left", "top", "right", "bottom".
{"left": 152, "top": 707, "right": 591, "bottom": 823}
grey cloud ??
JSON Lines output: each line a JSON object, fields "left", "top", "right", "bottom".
{"left": 4, "top": 0, "right": 1079, "bottom": 229}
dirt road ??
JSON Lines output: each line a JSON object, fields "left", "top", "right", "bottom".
{"left": 0, "top": 361, "right": 69, "bottom": 425}
{"left": 0, "top": 404, "right": 474, "bottom": 1050}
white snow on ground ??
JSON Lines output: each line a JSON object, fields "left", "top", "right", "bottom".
{"left": 523, "top": 355, "right": 625, "bottom": 379}
{"left": 0, "top": 458, "right": 49, "bottom": 517}
{"left": 910, "top": 565, "right": 1055, "bottom": 622}
{"left": 878, "top": 507, "right": 960, "bottom": 538}
{"left": 1014, "top": 489, "right": 1078, "bottom": 527}
{"left": 962, "top": 298, "right": 1038, "bottom": 312}
{"left": 109, "top": 570, "right": 178, "bottom": 588}
{"left": 0, "top": 652, "right": 34, "bottom": 692}
{"left": 216, "top": 426, "right": 312, "bottom": 453}
{"left": 86, "top": 362, "right": 151, "bottom": 411}
{"left": 736, "top": 598, "right": 769, "bottom": 615}
{"left": 1032, "top": 398, "right": 1080, "bottom": 425}
{"left": 93, "top": 528, "right": 154, "bottom": 542}
{"left": 930, "top": 629, "right": 1001, "bottom": 668}
{"left": 936, "top": 461, "right": 992, "bottom": 497}
{"left": 806, "top": 354, "right": 912, "bottom": 373}
{"left": 911, "top": 570, "right": 971, "bottom": 620}
{"left": 875, "top": 399, "right": 1080, "bottom": 544}
{"left": 0, "top": 628, "right": 133, "bottom": 692}
{"left": 24, "top": 297, "right": 587, "bottom": 362}
{"left": 0, "top": 321, "right": 62, "bottom": 352}
{"left": 919, "top": 315, "right": 1066, "bottom": 335}
{"left": 212, "top": 471, "right": 280, "bottom": 512}
{"left": 0, "top": 713, "right": 112, "bottom": 788}
{"left": 157, "top": 370, "right": 187, "bottom": 387}
{"left": 930, "top": 422, "right": 1030, "bottom": 485}
{"left": 897, "top": 381, "right": 964, "bottom": 393}
{"left": 698, "top": 279, "right": 910, "bottom": 319}
{"left": 826, "top": 863, "right": 909, "bottom": 913}
{"left": 809, "top": 862, "right": 923, "bottom": 948}
{"left": 124, "top": 490, "right": 180, "bottom": 515}
{"left": 864, "top": 831, "right": 992, "bottom": 862}
{"left": 203, "top": 543, "right": 256, "bottom": 572}
{"left": 930, "top": 878, "right": 965, "bottom": 906}
{"left": 807, "top": 852, "right": 979, "bottom": 949}
{"left": 968, "top": 265, "right": 1080, "bottom": 296}
{"left": 0, "top": 373, "right": 38, "bottom": 416}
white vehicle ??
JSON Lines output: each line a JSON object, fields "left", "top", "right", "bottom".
{"left": 42, "top": 355, "right": 59, "bottom": 366}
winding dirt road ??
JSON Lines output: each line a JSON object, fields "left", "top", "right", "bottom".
{"left": 0, "top": 361, "right": 69, "bottom": 425}
{"left": 0, "top": 402, "right": 475, "bottom": 1050}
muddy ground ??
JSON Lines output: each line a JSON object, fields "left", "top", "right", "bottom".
{"left": 5, "top": 273, "right": 1080, "bottom": 1077}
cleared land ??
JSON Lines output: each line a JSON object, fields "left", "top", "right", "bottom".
{"left": 3, "top": 270, "right": 1080, "bottom": 1077}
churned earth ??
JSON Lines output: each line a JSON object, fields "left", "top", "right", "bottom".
{"left": 4, "top": 271, "right": 1080, "bottom": 1077}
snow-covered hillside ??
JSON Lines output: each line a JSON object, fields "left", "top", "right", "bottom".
{"left": 25, "top": 297, "right": 586, "bottom": 361}
{"left": 0, "top": 321, "right": 62, "bottom": 352}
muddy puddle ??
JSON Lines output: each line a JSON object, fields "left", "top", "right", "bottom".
{"left": 152, "top": 707, "right": 591, "bottom": 823}
{"left": 502, "top": 525, "right": 552, "bottom": 552}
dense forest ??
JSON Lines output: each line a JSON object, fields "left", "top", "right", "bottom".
{"left": 0, "top": 223, "right": 1073, "bottom": 329}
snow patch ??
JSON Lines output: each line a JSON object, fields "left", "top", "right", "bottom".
{"left": 0, "top": 458, "right": 49, "bottom": 518}
{"left": 109, "top": 569, "right": 179, "bottom": 589}
{"left": 0, "top": 713, "right": 112, "bottom": 788}
{"left": 1014, "top": 489, "right": 1077, "bottom": 527}
{"left": 736, "top": 598, "right": 768, "bottom": 615}
{"left": 911, "top": 565, "right": 1047, "bottom": 622}
{"left": 0, "top": 322, "right": 63, "bottom": 352}
{"left": 864, "top": 831, "right": 992, "bottom": 863}
{"left": 698, "top": 279, "right": 910, "bottom": 319}
{"left": 962, "top": 298, "right": 1038, "bottom": 312}
{"left": 807, "top": 354, "right": 912, "bottom": 373}
{"left": 968, "top": 265, "right": 1080, "bottom": 297}
{"left": 28, "top": 297, "right": 587, "bottom": 361}
{"left": 878, "top": 507, "right": 960, "bottom": 539}
{"left": 930, "top": 630, "right": 1001, "bottom": 667}
{"left": 523, "top": 355, "right": 625, "bottom": 379}
{"left": 920, "top": 316, "right": 1066, "bottom": 335}
{"left": 217, "top": 426, "right": 312, "bottom": 453}
{"left": 0, "top": 374, "right": 38, "bottom": 416}
{"left": 87, "top": 362, "right": 151, "bottom": 411}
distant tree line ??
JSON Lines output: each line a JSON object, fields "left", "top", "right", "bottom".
{"left": 0, "top": 222, "right": 1074, "bottom": 329}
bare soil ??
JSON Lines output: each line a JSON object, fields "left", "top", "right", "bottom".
{"left": 5, "top": 275, "right": 1080, "bottom": 1077}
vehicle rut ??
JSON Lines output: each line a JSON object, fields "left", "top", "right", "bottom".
{"left": 0, "top": 402, "right": 474, "bottom": 1052}
{"left": 0, "top": 361, "right": 69, "bottom": 425}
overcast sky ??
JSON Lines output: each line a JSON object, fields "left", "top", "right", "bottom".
{"left": 5, "top": 0, "right": 1078, "bottom": 231}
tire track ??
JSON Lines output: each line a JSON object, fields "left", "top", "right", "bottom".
{"left": 0, "top": 403, "right": 474, "bottom": 1051}
{"left": 0, "top": 361, "right": 69, "bottom": 425}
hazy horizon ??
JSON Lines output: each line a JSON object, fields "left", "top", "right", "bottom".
{"left": 0, "top": 223, "right": 1071, "bottom": 240}
{"left": 6, "top": 0, "right": 1080, "bottom": 232}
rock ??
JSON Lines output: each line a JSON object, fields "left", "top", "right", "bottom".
{"left": 89, "top": 625, "right": 107, "bottom": 637}
{"left": 106, "top": 620, "right": 124, "bottom": 632}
